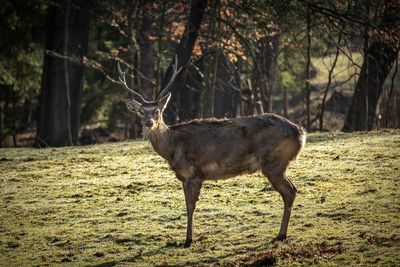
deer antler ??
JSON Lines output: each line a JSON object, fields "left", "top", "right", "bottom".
{"left": 156, "top": 55, "right": 182, "bottom": 101}
{"left": 117, "top": 62, "right": 146, "bottom": 103}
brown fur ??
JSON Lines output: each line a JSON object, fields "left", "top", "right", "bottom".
{"left": 125, "top": 93, "right": 306, "bottom": 247}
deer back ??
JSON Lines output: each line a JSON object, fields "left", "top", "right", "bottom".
{"left": 165, "top": 114, "right": 305, "bottom": 181}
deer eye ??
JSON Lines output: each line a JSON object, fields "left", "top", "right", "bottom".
{"left": 138, "top": 110, "right": 144, "bottom": 117}
{"left": 154, "top": 110, "right": 160, "bottom": 116}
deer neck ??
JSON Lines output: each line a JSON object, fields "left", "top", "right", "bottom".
{"left": 146, "top": 120, "right": 173, "bottom": 161}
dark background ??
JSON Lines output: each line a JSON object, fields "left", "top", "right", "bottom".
{"left": 0, "top": 0, "right": 399, "bottom": 147}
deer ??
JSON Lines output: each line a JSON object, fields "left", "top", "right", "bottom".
{"left": 117, "top": 57, "right": 306, "bottom": 247}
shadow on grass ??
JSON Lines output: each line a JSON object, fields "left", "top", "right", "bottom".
{"left": 89, "top": 240, "right": 273, "bottom": 267}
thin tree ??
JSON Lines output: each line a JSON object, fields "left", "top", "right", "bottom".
{"left": 305, "top": 6, "right": 312, "bottom": 131}
{"left": 319, "top": 29, "right": 343, "bottom": 131}
{"left": 63, "top": 0, "right": 73, "bottom": 146}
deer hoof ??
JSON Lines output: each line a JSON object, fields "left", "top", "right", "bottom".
{"left": 272, "top": 234, "right": 287, "bottom": 242}
{"left": 183, "top": 239, "right": 192, "bottom": 248}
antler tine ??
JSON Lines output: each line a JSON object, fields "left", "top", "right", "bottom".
{"left": 117, "top": 62, "right": 146, "bottom": 103}
{"left": 157, "top": 55, "right": 182, "bottom": 101}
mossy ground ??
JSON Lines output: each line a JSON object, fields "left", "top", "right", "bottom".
{"left": 1, "top": 130, "right": 399, "bottom": 266}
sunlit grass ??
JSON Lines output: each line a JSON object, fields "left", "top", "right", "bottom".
{"left": 0, "top": 130, "right": 399, "bottom": 266}
{"left": 311, "top": 52, "right": 363, "bottom": 88}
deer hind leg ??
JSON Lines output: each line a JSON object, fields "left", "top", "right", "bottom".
{"left": 182, "top": 177, "right": 203, "bottom": 247}
{"left": 262, "top": 160, "right": 297, "bottom": 241}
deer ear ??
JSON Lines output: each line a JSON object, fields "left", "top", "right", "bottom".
{"left": 125, "top": 99, "right": 141, "bottom": 112}
{"left": 158, "top": 92, "right": 171, "bottom": 111}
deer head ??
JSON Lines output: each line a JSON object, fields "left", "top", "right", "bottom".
{"left": 125, "top": 93, "right": 171, "bottom": 130}
{"left": 118, "top": 56, "right": 181, "bottom": 131}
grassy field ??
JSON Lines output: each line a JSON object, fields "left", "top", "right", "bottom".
{"left": 0, "top": 130, "right": 399, "bottom": 266}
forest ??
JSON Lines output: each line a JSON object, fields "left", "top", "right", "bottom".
{"left": 0, "top": 0, "right": 399, "bottom": 147}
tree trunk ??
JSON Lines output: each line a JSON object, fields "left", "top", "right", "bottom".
{"left": 177, "top": 58, "right": 203, "bottom": 121}
{"left": 250, "top": 76, "right": 262, "bottom": 114}
{"left": 209, "top": 52, "right": 219, "bottom": 117}
{"left": 343, "top": 1, "right": 399, "bottom": 131}
{"left": 213, "top": 50, "right": 237, "bottom": 118}
{"left": 384, "top": 53, "right": 398, "bottom": 128}
{"left": 127, "top": 1, "right": 137, "bottom": 139}
{"left": 137, "top": 2, "right": 155, "bottom": 100}
{"left": 305, "top": 7, "right": 312, "bottom": 131}
{"left": 283, "top": 86, "right": 288, "bottom": 117}
{"left": 156, "top": 1, "right": 167, "bottom": 90}
{"left": 259, "top": 33, "right": 280, "bottom": 113}
{"left": 35, "top": 0, "right": 90, "bottom": 147}
{"left": 342, "top": 41, "right": 397, "bottom": 131}
{"left": 63, "top": 0, "right": 73, "bottom": 146}
{"left": 282, "top": 46, "right": 290, "bottom": 117}
{"left": 163, "top": 0, "right": 207, "bottom": 123}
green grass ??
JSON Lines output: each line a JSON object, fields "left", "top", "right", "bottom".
{"left": 1, "top": 130, "right": 399, "bottom": 266}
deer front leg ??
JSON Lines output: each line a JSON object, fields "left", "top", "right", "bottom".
{"left": 182, "top": 177, "right": 202, "bottom": 248}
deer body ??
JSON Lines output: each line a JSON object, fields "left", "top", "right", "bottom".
{"left": 118, "top": 58, "right": 306, "bottom": 247}
{"left": 147, "top": 115, "right": 304, "bottom": 182}
{"left": 135, "top": 102, "right": 306, "bottom": 247}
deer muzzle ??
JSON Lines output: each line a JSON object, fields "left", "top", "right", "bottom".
{"left": 145, "top": 120, "right": 155, "bottom": 129}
